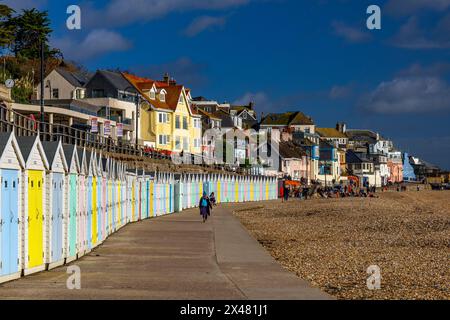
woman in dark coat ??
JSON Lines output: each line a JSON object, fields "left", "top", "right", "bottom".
{"left": 199, "top": 192, "right": 212, "bottom": 223}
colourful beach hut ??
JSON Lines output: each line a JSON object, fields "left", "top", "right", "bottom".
{"left": 98, "top": 155, "right": 108, "bottom": 242}
{"left": 76, "top": 147, "right": 88, "bottom": 257}
{"left": 62, "top": 144, "right": 79, "bottom": 263}
{"left": 0, "top": 132, "right": 25, "bottom": 283}
{"left": 41, "top": 140, "right": 68, "bottom": 270}
{"left": 16, "top": 135, "right": 49, "bottom": 276}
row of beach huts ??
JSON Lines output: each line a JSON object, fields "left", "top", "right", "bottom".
{"left": 0, "top": 131, "right": 278, "bottom": 284}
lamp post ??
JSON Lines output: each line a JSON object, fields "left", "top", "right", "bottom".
{"left": 39, "top": 39, "right": 45, "bottom": 132}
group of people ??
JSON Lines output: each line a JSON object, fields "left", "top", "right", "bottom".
{"left": 281, "top": 182, "right": 382, "bottom": 200}
{"left": 198, "top": 192, "right": 216, "bottom": 223}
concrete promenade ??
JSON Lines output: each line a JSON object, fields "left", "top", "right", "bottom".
{"left": 0, "top": 205, "right": 331, "bottom": 300}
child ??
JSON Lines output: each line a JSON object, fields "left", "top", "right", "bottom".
{"left": 210, "top": 192, "right": 216, "bottom": 206}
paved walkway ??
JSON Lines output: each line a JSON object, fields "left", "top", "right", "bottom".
{"left": 0, "top": 205, "right": 331, "bottom": 300}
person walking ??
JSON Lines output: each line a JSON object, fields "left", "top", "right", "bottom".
{"left": 283, "top": 184, "right": 290, "bottom": 202}
{"left": 209, "top": 192, "right": 216, "bottom": 206}
{"left": 199, "top": 192, "right": 212, "bottom": 223}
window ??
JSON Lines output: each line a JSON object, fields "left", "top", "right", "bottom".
{"left": 194, "top": 138, "right": 200, "bottom": 148}
{"left": 175, "top": 136, "right": 181, "bottom": 149}
{"left": 92, "top": 89, "right": 105, "bottom": 98}
{"left": 175, "top": 115, "right": 181, "bottom": 129}
{"left": 159, "top": 135, "right": 170, "bottom": 145}
{"left": 149, "top": 90, "right": 156, "bottom": 99}
{"left": 75, "top": 89, "right": 85, "bottom": 99}
{"left": 178, "top": 95, "right": 184, "bottom": 104}
{"left": 183, "top": 116, "right": 188, "bottom": 130}
{"left": 52, "top": 88, "right": 59, "bottom": 99}
{"left": 183, "top": 137, "right": 189, "bottom": 150}
{"left": 304, "top": 128, "right": 311, "bottom": 134}
{"left": 158, "top": 113, "right": 169, "bottom": 124}
{"left": 159, "top": 92, "right": 166, "bottom": 102}
{"left": 193, "top": 118, "right": 201, "bottom": 129}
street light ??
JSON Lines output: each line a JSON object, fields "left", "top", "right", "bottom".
{"left": 40, "top": 39, "right": 45, "bottom": 132}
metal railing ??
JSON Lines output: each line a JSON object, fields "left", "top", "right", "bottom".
{"left": 0, "top": 104, "right": 233, "bottom": 171}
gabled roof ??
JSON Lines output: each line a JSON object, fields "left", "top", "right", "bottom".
{"left": 41, "top": 141, "right": 60, "bottom": 164}
{"left": 56, "top": 67, "right": 91, "bottom": 87}
{"left": 42, "top": 140, "right": 68, "bottom": 172}
{"left": 62, "top": 144, "right": 79, "bottom": 171}
{"left": 16, "top": 136, "right": 38, "bottom": 162}
{"left": 316, "top": 127, "right": 347, "bottom": 138}
{"left": 16, "top": 135, "right": 49, "bottom": 169}
{"left": 278, "top": 141, "right": 306, "bottom": 159}
{"left": 122, "top": 73, "right": 172, "bottom": 111}
{"left": 197, "top": 108, "right": 221, "bottom": 121}
{"left": 346, "top": 150, "right": 372, "bottom": 164}
{"left": 76, "top": 146, "right": 84, "bottom": 166}
{"left": 0, "top": 132, "right": 13, "bottom": 155}
{"left": 122, "top": 72, "right": 198, "bottom": 115}
{"left": 89, "top": 70, "right": 137, "bottom": 93}
{"left": 212, "top": 109, "right": 234, "bottom": 128}
{"left": 0, "top": 132, "right": 26, "bottom": 168}
{"left": 260, "top": 111, "right": 314, "bottom": 126}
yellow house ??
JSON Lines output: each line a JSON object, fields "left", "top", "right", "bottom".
{"left": 123, "top": 73, "right": 202, "bottom": 155}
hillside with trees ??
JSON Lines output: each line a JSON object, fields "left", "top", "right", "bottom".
{"left": 0, "top": 4, "right": 82, "bottom": 103}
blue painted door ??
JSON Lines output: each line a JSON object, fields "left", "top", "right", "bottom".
{"left": 87, "top": 177, "right": 92, "bottom": 249}
{"left": 1, "top": 170, "right": 19, "bottom": 276}
{"left": 51, "top": 173, "right": 64, "bottom": 262}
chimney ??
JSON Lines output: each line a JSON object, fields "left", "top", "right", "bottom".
{"left": 169, "top": 77, "right": 177, "bottom": 86}
{"left": 336, "top": 122, "right": 346, "bottom": 133}
{"left": 249, "top": 101, "right": 254, "bottom": 109}
{"left": 163, "top": 73, "right": 170, "bottom": 84}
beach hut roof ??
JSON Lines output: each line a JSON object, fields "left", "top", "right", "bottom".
{"left": 41, "top": 140, "right": 68, "bottom": 172}
{"left": 16, "top": 135, "right": 49, "bottom": 169}
{"left": 62, "top": 144, "right": 80, "bottom": 173}
{"left": 0, "top": 132, "right": 26, "bottom": 168}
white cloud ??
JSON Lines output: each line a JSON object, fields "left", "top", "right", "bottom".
{"left": 52, "top": 29, "right": 132, "bottom": 61}
{"left": 397, "top": 62, "right": 450, "bottom": 77}
{"left": 329, "top": 84, "right": 353, "bottom": 99}
{"left": 331, "top": 21, "right": 371, "bottom": 43}
{"left": 184, "top": 16, "right": 227, "bottom": 37}
{"left": 360, "top": 76, "right": 450, "bottom": 114}
{"left": 391, "top": 16, "right": 450, "bottom": 49}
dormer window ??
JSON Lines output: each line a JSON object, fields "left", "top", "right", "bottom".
{"left": 159, "top": 89, "right": 167, "bottom": 102}
{"left": 149, "top": 89, "right": 156, "bottom": 99}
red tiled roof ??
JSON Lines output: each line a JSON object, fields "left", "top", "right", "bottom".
{"left": 122, "top": 72, "right": 198, "bottom": 115}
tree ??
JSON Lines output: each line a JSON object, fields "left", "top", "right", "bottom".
{"left": 11, "top": 8, "right": 61, "bottom": 59}
{"left": 0, "top": 4, "right": 15, "bottom": 50}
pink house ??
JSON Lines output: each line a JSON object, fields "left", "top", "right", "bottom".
{"left": 278, "top": 141, "right": 310, "bottom": 182}
{"left": 387, "top": 160, "right": 403, "bottom": 183}
{"left": 387, "top": 151, "right": 403, "bottom": 183}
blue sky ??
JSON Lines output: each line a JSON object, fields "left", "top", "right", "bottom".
{"left": 5, "top": 0, "right": 450, "bottom": 169}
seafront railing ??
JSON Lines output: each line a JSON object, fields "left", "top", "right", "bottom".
{"left": 0, "top": 104, "right": 227, "bottom": 170}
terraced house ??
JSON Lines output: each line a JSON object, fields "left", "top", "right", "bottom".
{"left": 123, "top": 73, "right": 202, "bottom": 155}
